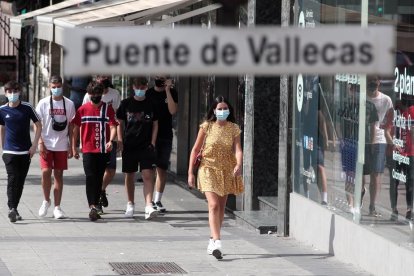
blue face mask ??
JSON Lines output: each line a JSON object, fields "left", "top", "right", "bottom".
{"left": 134, "top": 89, "right": 146, "bottom": 97}
{"left": 7, "top": 92, "right": 20, "bottom": 103}
{"left": 216, "top": 109, "right": 230, "bottom": 121}
{"left": 51, "top": 87, "right": 63, "bottom": 96}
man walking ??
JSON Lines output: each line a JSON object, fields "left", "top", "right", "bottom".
{"left": 35, "top": 75, "right": 76, "bottom": 219}
{"left": 0, "top": 81, "right": 42, "bottom": 222}
{"left": 72, "top": 81, "right": 117, "bottom": 221}
{"left": 117, "top": 76, "right": 159, "bottom": 219}
{"left": 147, "top": 75, "right": 178, "bottom": 212}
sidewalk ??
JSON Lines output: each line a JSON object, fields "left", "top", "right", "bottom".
{"left": 0, "top": 154, "right": 371, "bottom": 276}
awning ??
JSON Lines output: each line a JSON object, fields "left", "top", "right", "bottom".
{"left": 35, "top": 0, "right": 136, "bottom": 42}
{"left": 47, "top": 0, "right": 201, "bottom": 45}
{"left": 9, "top": 0, "right": 90, "bottom": 39}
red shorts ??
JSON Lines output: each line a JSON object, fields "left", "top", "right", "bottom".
{"left": 40, "top": 150, "right": 68, "bottom": 170}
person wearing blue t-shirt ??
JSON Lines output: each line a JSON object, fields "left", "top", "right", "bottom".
{"left": 0, "top": 81, "right": 42, "bottom": 223}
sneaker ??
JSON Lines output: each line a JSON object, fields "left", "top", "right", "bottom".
{"left": 369, "top": 205, "right": 381, "bottom": 217}
{"left": 321, "top": 201, "right": 327, "bottom": 206}
{"left": 8, "top": 208, "right": 17, "bottom": 223}
{"left": 207, "top": 238, "right": 214, "bottom": 255}
{"left": 89, "top": 207, "right": 101, "bottom": 221}
{"left": 38, "top": 200, "right": 50, "bottom": 217}
{"left": 96, "top": 205, "right": 104, "bottom": 215}
{"left": 406, "top": 209, "right": 413, "bottom": 221}
{"left": 145, "top": 205, "right": 158, "bottom": 220}
{"left": 390, "top": 209, "right": 398, "bottom": 221}
{"left": 348, "top": 206, "right": 355, "bottom": 215}
{"left": 15, "top": 210, "right": 22, "bottom": 221}
{"left": 53, "top": 206, "right": 66, "bottom": 219}
{"left": 99, "top": 190, "right": 109, "bottom": 208}
{"left": 125, "top": 202, "right": 135, "bottom": 218}
{"left": 212, "top": 240, "right": 223, "bottom": 260}
{"left": 154, "top": 201, "right": 166, "bottom": 213}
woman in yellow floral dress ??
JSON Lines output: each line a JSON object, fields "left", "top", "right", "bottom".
{"left": 188, "top": 96, "right": 243, "bottom": 260}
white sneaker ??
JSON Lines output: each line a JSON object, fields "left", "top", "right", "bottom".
{"left": 207, "top": 238, "right": 214, "bottom": 255}
{"left": 125, "top": 202, "right": 135, "bottom": 218}
{"left": 38, "top": 200, "right": 50, "bottom": 217}
{"left": 144, "top": 205, "right": 158, "bottom": 220}
{"left": 53, "top": 206, "right": 66, "bottom": 219}
{"left": 212, "top": 240, "right": 223, "bottom": 259}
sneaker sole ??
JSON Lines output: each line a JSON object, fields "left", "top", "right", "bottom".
{"left": 145, "top": 211, "right": 158, "bottom": 220}
{"left": 212, "top": 249, "right": 223, "bottom": 260}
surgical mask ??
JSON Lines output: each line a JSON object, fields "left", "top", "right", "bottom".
{"left": 215, "top": 109, "right": 230, "bottom": 121}
{"left": 51, "top": 87, "right": 63, "bottom": 96}
{"left": 134, "top": 89, "right": 146, "bottom": 97}
{"left": 7, "top": 92, "right": 20, "bottom": 103}
{"left": 155, "top": 79, "right": 165, "bottom": 87}
{"left": 90, "top": 95, "right": 102, "bottom": 104}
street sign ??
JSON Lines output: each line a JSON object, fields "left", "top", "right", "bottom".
{"left": 63, "top": 26, "right": 395, "bottom": 76}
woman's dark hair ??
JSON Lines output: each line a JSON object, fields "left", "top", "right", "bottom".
{"left": 86, "top": 81, "right": 104, "bottom": 95}
{"left": 206, "top": 95, "right": 236, "bottom": 123}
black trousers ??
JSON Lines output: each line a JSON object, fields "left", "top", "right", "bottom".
{"left": 82, "top": 153, "right": 109, "bottom": 206}
{"left": 2, "top": 153, "right": 31, "bottom": 209}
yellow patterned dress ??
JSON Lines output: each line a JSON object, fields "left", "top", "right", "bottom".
{"left": 197, "top": 121, "right": 244, "bottom": 196}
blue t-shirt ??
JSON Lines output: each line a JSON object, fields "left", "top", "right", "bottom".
{"left": 0, "top": 102, "right": 40, "bottom": 154}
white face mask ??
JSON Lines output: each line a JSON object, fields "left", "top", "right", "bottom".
{"left": 215, "top": 109, "right": 230, "bottom": 121}
{"left": 7, "top": 92, "right": 20, "bottom": 103}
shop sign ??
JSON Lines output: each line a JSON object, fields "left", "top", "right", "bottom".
{"left": 63, "top": 26, "right": 395, "bottom": 76}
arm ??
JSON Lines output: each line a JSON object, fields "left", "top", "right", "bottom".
{"left": 0, "top": 125, "right": 4, "bottom": 149}
{"left": 72, "top": 125, "right": 80, "bottom": 159}
{"left": 165, "top": 79, "right": 177, "bottom": 115}
{"left": 117, "top": 119, "right": 124, "bottom": 153}
{"left": 318, "top": 110, "right": 329, "bottom": 149}
{"left": 30, "top": 121, "right": 42, "bottom": 158}
{"left": 187, "top": 127, "right": 207, "bottom": 187}
{"left": 33, "top": 122, "right": 47, "bottom": 159}
{"left": 384, "top": 108, "right": 394, "bottom": 145}
{"left": 233, "top": 134, "right": 243, "bottom": 176}
{"left": 151, "top": 120, "right": 158, "bottom": 147}
{"left": 105, "top": 125, "right": 117, "bottom": 152}
{"left": 67, "top": 123, "right": 74, "bottom": 159}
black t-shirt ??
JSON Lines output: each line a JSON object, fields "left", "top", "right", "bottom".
{"left": 146, "top": 87, "right": 178, "bottom": 140}
{"left": 116, "top": 97, "right": 158, "bottom": 150}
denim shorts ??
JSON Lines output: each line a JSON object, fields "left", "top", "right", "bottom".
{"left": 365, "top": 143, "right": 387, "bottom": 174}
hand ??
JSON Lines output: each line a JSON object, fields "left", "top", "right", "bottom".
{"left": 105, "top": 141, "right": 113, "bottom": 151}
{"left": 188, "top": 173, "right": 195, "bottom": 189}
{"left": 67, "top": 149, "right": 73, "bottom": 159}
{"left": 233, "top": 164, "right": 242, "bottom": 177}
{"left": 165, "top": 79, "right": 173, "bottom": 89}
{"left": 38, "top": 143, "right": 48, "bottom": 159}
{"left": 73, "top": 148, "right": 80, "bottom": 159}
{"left": 148, "top": 143, "right": 156, "bottom": 152}
{"left": 29, "top": 145, "right": 37, "bottom": 159}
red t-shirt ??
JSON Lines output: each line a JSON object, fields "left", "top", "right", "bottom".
{"left": 73, "top": 102, "right": 118, "bottom": 153}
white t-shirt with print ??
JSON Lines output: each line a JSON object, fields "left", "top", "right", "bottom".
{"left": 82, "top": 87, "right": 120, "bottom": 111}
{"left": 367, "top": 91, "right": 393, "bottom": 144}
{"left": 36, "top": 96, "right": 76, "bottom": 151}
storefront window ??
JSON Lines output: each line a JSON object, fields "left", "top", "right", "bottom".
{"left": 293, "top": 0, "right": 414, "bottom": 243}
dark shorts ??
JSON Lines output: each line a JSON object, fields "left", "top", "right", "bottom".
{"left": 303, "top": 145, "right": 324, "bottom": 169}
{"left": 365, "top": 143, "right": 387, "bottom": 174}
{"left": 106, "top": 141, "right": 117, "bottom": 170}
{"left": 122, "top": 147, "right": 156, "bottom": 173}
{"left": 155, "top": 138, "right": 173, "bottom": 170}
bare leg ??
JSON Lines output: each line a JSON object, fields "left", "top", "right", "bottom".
{"left": 155, "top": 168, "right": 167, "bottom": 193}
{"left": 53, "top": 169, "right": 64, "bottom": 206}
{"left": 41, "top": 169, "right": 53, "bottom": 202}
{"left": 125, "top": 172, "right": 136, "bottom": 204}
{"left": 142, "top": 169, "right": 155, "bottom": 206}
{"left": 205, "top": 192, "right": 227, "bottom": 240}
{"left": 102, "top": 168, "right": 115, "bottom": 191}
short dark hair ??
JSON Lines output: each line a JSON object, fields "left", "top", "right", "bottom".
{"left": 132, "top": 76, "right": 148, "bottom": 87}
{"left": 206, "top": 95, "right": 236, "bottom": 123}
{"left": 101, "top": 78, "right": 112, "bottom": 89}
{"left": 49, "top": 75, "right": 62, "bottom": 84}
{"left": 4, "top": 80, "right": 21, "bottom": 92}
{"left": 87, "top": 81, "right": 104, "bottom": 95}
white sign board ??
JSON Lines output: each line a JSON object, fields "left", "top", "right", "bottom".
{"left": 63, "top": 26, "right": 395, "bottom": 76}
